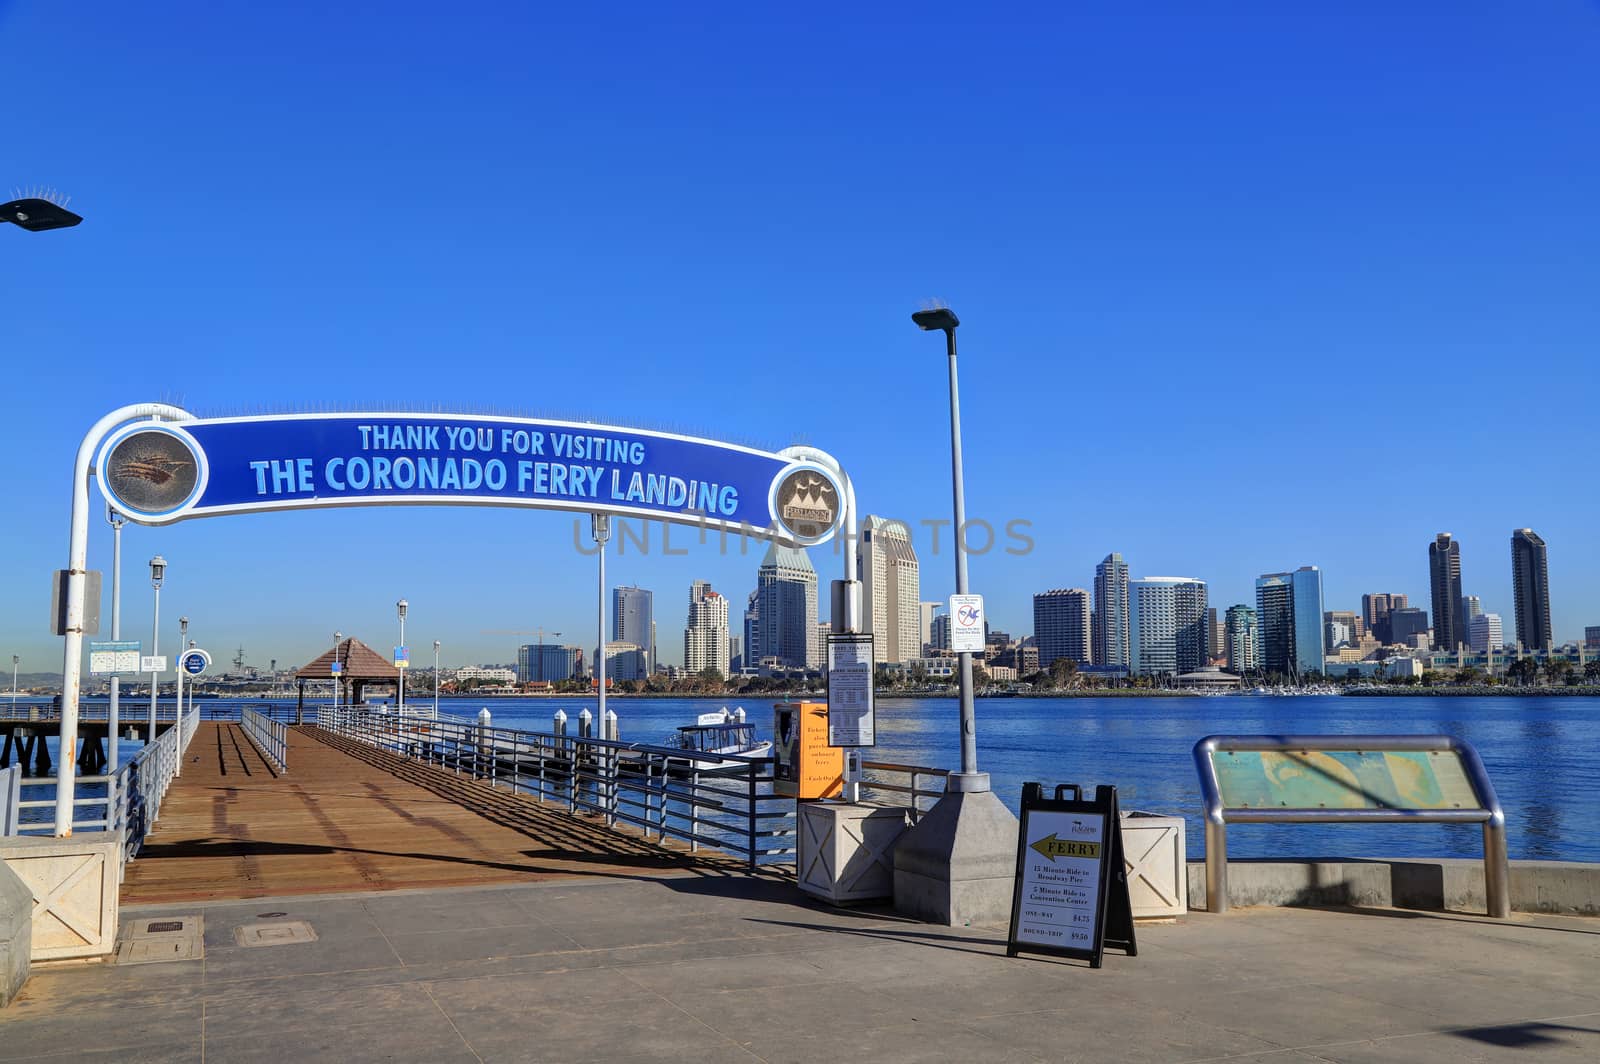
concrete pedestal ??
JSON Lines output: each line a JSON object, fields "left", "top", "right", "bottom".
{"left": 892, "top": 789, "right": 1019, "bottom": 927}
{"left": 0, "top": 833, "right": 121, "bottom": 961}
{"left": 797, "top": 802, "right": 910, "bottom": 904}
{"left": 1121, "top": 811, "right": 1188, "bottom": 918}
{"left": 1, "top": 857, "right": 32, "bottom": 1007}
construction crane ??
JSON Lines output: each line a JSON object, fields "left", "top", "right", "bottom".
{"left": 479, "top": 627, "right": 563, "bottom": 682}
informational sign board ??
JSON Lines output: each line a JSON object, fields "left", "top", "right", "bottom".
{"left": 180, "top": 648, "right": 212, "bottom": 676}
{"left": 88, "top": 640, "right": 141, "bottom": 675}
{"left": 1209, "top": 748, "right": 1478, "bottom": 811}
{"left": 948, "top": 593, "right": 985, "bottom": 652}
{"left": 825, "top": 633, "right": 875, "bottom": 747}
{"left": 330, "top": 660, "right": 343, "bottom": 676}
{"left": 393, "top": 646, "right": 410, "bottom": 670}
{"left": 1007, "top": 782, "right": 1136, "bottom": 968}
{"left": 140, "top": 655, "right": 168, "bottom": 673}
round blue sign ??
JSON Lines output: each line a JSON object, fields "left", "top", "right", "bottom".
{"left": 181, "top": 649, "right": 211, "bottom": 675}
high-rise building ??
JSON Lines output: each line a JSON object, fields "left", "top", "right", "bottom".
{"left": 929, "top": 613, "right": 951, "bottom": 651}
{"left": 593, "top": 641, "right": 647, "bottom": 682}
{"left": 755, "top": 541, "right": 819, "bottom": 669}
{"left": 1256, "top": 567, "right": 1325, "bottom": 678}
{"left": 1469, "top": 613, "right": 1503, "bottom": 654}
{"left": 516, "top": 644, "right": 582, "bottom": 683}
{"left": 1428, "top": 533, "right": 1464, "bottom": 651}
{"left": 1207, "top": 607, "right": 1224, "bottom": 662}
{"left": 1362, "top": 593, "right": 1408, "bottom": 644}
{"left": 1224, "top": 605, "right": 1259, "bottom": 674}
{"left": 1128, "top": 577, "right": 1207, "bottom": 677}
{"left": 1511, "top": 528, "right": 1553, "bottom": 651}
{"left": 684, "top": 580, "right": 731, "bottom": 677}
{"left": 1390, "top": 607, "right": 1431, "bottom": 647}
{"left": 1092, "top": 553, "right": 1130, "bottom": 669}
{"left": 1324, "top": 610, "right": 1362, "bottom": 650}
{"left": 612, "top": 586, "right": 654, "bottom": 673}
{"left": 1033, "top": 588, "right": 1092, "bottom": 671}
{"left": 742, "top": 591, "right": 760, "bottom": 670}
{"left": 858, "top": 516, "right": 921, "bottom": 664}
{"left": 919, "top": 602, "right": 941, "bottom": 656}
{"left": 1585, "top": 626, "right": 1600, "bottom": 651}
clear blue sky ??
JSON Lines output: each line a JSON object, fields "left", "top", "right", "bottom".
{"left": 3, "top": 1, "right": 1597, "bottom": 673}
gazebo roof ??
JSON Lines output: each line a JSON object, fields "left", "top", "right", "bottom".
{"left": 296, "top": 638, "right": 400, "bottom": 681}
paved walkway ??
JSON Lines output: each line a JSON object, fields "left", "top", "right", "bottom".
{"left": 5, "top": 875, "right": 1598, "bottom": 1062}
{"left": 121, "top": 723, "right": 729, "bottom": 905}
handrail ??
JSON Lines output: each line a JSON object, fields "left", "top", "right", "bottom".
{"left": 240, "top": 708, "right": 288, "bottom": 772}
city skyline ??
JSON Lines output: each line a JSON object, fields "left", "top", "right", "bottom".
{"left": 5, "top": 6, "right": 1597, "bottom": 672}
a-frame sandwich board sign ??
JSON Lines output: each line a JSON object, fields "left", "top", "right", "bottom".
{"left": 1007, "top": 782, "right": 1137, "bottom": 968}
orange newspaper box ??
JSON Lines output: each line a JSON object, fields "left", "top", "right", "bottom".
{"left": 773, "top": 701, "right": 843, "bottom": 800}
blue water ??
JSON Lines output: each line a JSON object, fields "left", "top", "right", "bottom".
{"left": 15, "top": 694, "right": 1600, "bottom": 861}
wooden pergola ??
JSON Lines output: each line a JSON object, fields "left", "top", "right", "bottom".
{"left": 294, "top": 637, "right": 401, "bottom": 723}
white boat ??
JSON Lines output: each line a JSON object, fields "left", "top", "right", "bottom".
{"left": 665, "top": 707, "right": 772, "bottom": 775}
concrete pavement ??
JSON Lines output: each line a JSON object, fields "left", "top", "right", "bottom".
{"left": 2, "top": 871, "right": 1598, "bottom": 1062}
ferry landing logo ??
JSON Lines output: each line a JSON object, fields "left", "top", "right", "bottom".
{"left": 104, "top": 430, "right": 199, "bottom": 513}
{"left": 774, "top": 468, "right": 838, "bottom": 541}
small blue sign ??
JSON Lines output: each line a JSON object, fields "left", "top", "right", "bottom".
{"left": 394, "top": 646, "right": 409, "bottom": 670}
{"left": 180, "top": 648, "right": 211, "bottom": 675}
{"left": 330, "top": 661, "right": 343, "bottom": 676}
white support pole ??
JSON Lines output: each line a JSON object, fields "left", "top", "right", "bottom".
{"left": 592, "top": 514, "right": 611, "bottom": 726}
{"left": 107, "top": 510, "right": 123, "bottom": 772}
{"left": 56, "top": 403, "right": 192, "bottom": 836}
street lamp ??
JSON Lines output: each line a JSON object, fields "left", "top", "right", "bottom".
{"left": 9, "top": 654, "right": 17, "bottom": 715}
{"left": 148, "top": 555, "right": 166, "bottom": 739}
{"left": 106, "top": 507, "right": 125, "bottom": 768}
{"left": 1, "top": 195, "right": 82, "bottom": 232}
{"left": 433, "top": 640, "right": 441, "bottom": 716}
{"left": 174, "top": 617, "right": 189, "bottom": 774}
{"left": 396, "top": 599, "right": 408, "bottom": 714}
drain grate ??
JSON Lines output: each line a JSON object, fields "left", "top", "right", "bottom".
{"left": 146, "top": 921, "right": 184, "bottom": 933}
{"left": 235, "top": 920, "right": 318, "bottom": 947}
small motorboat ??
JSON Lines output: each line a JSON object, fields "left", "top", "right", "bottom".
{"left": 665, "top": 707, "right": 772, "bottom": 775}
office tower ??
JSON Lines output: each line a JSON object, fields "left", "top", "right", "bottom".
{"left": 594, "top": 642, "right": 647, "bottom": 682}
{"left": 516, "top": 644, "right": 581, "bottom": 683}
{"left": 684, "top": 580, "right": 731, "bottom": 676}
{"left": 729, "top": 635, "right": 743, "bottom": 671}
{"left": 1256, "top": 567, "right": 1325, "bottom": 678}
{"left": 1362, "top": 593, "right": 1407, "bottom": 644}
{"left": 1511, "top": 529, "right": 1553, "bottom": 651}
{"left": 1469, "top": 613, "right": 1503, "bottom": 654}
{"left": 1092, "top": 552, "right": 1130, "bottom": 668}
{"left": 929, "top": 613, "right": 951, "bottom": 651}
{"left": 742, "top": 591, "right": 760, "bottom": 668}
{"left": 1460, "top": 595, "right": 1482, "bottom": 626}
{"left": 1225, "top": 605, "right": 1259, "bottom": 673}
{"left": 1128, "top": 577, "right": 1207, "bottom": 677}
{"left": 1323, "top": 610, "right": 1362, "bottom": 650}
{"left": 612, "top": 586, "right": 654, "bottom": 673}
{"left": 919, "top": 602, "right": 941, "bottom": 655}
{"left": 1389, "top": 607, "right": 1431, "bottom": 647}
{"left": 1207, "top": 607, "right": 1224, "bottom": 661}
{"left": 1585, "top": 626, "right": 1600, "bottom": 651}
{"left": 858, "top": 515, "right": 922, "bottom": 664}
{"left": 1033, "top": 589, "right": 1092, "bottom": 671}
{"left": 755, "top": 541, "right": 819, "bottom": 669}
{"left": 1428, "top": 533, "right": 1464, "bottom": 651}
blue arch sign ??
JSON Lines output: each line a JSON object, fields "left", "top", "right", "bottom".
{"left": 96, "top": 413, "right": 845, "bottom": 545}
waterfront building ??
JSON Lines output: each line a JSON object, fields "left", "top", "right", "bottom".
{"left": 1092, "top": 552, "right": 1131, "bottom": 669}
{"left": 516, "top": 644, "right": 582, "bottom": 683}
{"left": 456, "top": 666, "right": 517, "bottom": 683}
{"left": 1390, "top": 607, "right": 1431, "bottom": 648}
{"left": 1033, "top": 588, "right": 1092, "bottom": 671}
{"left": 684, "top": 580, "right": 731, "bottom": 677}
{"left": 858, "top": 515, "right": 922, "bottom": 664}
{"left": 1256, "top": 567, "right": 1325, "bottom": 678}
{"left": 1207, "top": 607, "right": 1224, "bottom": 662}
{"left": 1469, "top": 613, "right": 1503, "bottom": 654}
{"left": 929, "top": 612, "right": 951, "bottom": 651}
{"left": 1128, "top": 577, "right": 1207, "bottom": 677}
{"left": 594, "top": 641, "right": 647, "bottom": 682}
{"left": 1224, "top": 604, "right": 1259, "bottom": 674}
{"left": 919, "top": 602, "right": 941, "bottom": 656}
{"left": 1323, "top": 610, "right": 1362, "bottom": 650}
{"left": 612, "top": 586, "right": 655, "bottom": 674}
{"left": 755, "top": 541, "right": 819, "bottom": 670}
{"left": 1428, "top": 533, "right": 1465, "bottom": 651}
{"left": 1511, "top": 528, "right": 1553, "bottom": 651}
{"left": 1362, "top": 592, "right": 1408, "bottom": 644}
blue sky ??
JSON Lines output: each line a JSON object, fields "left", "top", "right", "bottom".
{"left": 3, "top": 1, "right": 1597, "bottom": 672}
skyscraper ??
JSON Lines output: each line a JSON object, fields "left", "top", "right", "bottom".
{"left": 1224, "top": 605, "right": 1259, "bottom": 674}
{"left": 858, "top": 515, "right": 921, "bottom": 664}
{"left": 516, "top": 644, "right": 582, "bottom": 683}
{"left": 919, "top": 602, "right": 941, "bottom": 656}
{"left": 1510, "top": 528, "right": 1553, "bottom": 651}
{"left": 1323, "top": 610, "right": 1362, "bottom": 650}
{"left": 612, "top": 586, "right": 654, "bottom": 673}
{"left": 755, "top": 541, "right": 819, "bottom": 669}
{"left": 1092, "top": 553, "right": 1130, "bottom": 669}
{"left": 1389, "top": 607, "right": 1431, "bottom": 648}
{"left": 1428, "top": 533, "right": 1464, "bottom": 651}
{"left": 1207, "top": 607, "right": 1224, "bottom": 662}
{"left": 1256, "top": 567, "right": 1325, "bottom": 678}
{"left": 1128, "top": 577, "right": 1207, "bottom": 677}
{"left": 1362, "top": 592, "right": 1407, "bottom": 644}
{"left": 929, "top": 613, "right": 951, "bottom": 651}
{"left": 684, "top": 580, "right": 731, "bottom": 677}
{"left": 1469, "top": 613, "right": 1503, "bottom": 654}
{"left": 1033, "top": 588, "right": 1092, "bottom": 671}
{"left": 742, "top": 591, "right": 760, "bottom": 670}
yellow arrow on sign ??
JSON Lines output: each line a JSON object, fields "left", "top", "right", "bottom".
{"left": 1030, "top": 833, "right": 1100, "bottom": 862}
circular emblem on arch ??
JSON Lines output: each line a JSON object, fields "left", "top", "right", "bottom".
{"left": 768, "top": 461, "right": 843, "bottom": 545}
{"left": 97, "top": 422, "right": 208, "bottom": 522}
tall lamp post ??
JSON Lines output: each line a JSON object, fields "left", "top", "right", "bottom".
{"left": 332, "top": 631, "right": 344, "bottom": 712}
{"left": 396, "top": 599, "right": 408, "bottom": 713}
{"left": 894, "top": 305, "right": 1019, "bottom": 928}
{"left": 433, "top": 640, "right": 441, "bottom": 716}
{"left": 147, "top": 556, "right": 166, "bottom": 739}
{"left": 106, "top": 507, "right": 125, "bottom": 768}
{"left": 174, "top": 616, "right": 189, "bottom": 774}
{"left": 9, "top": 655, "right": 17, "bottom": 715}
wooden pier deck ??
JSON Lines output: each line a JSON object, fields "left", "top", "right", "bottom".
{"left": 121, "top": 722, "right": 732, "bottom": 905}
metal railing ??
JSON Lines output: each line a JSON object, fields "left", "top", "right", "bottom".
{"left": 240, "top": 708, "right": 288, "bottom": 772}
{"left": 859, "top": 761, "right": 948, "bottom": 823}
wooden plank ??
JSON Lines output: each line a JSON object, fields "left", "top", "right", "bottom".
{"left": 120, "top": 723, "right": 730, "bottom": 905}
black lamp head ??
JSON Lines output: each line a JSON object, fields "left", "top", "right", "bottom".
{"left": 912, "top": 308, "right": 960, "bottom": 332}
{"left": 2, "top": 197, "right": 83, "bottom": 232}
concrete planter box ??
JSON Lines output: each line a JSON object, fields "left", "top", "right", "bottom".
{"left": 798, "top": 802, "right": 910, "bottom": 904}
{"left": 1121, "top": 811, "right": 1188, "bottom": 918}
{"left": 0, "top": 833, "right": 121, "bottom": 961}
{"left": 1, "top": 858, "right": 29, "bottom": 1006}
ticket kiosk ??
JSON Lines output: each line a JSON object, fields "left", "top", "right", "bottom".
{"left": 773, "top": 701, "right": 843, "bottom": 800}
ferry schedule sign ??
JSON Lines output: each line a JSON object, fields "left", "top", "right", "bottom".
{"left": 1007, "top": 782, "right": 1137, "bottom": 968}
{"left": 825, "top": 633, "right": 874, "bottom": 747}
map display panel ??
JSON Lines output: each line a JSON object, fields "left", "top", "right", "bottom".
{"left": 1211, "top": 748, "right": 1479, "bottom": 810}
